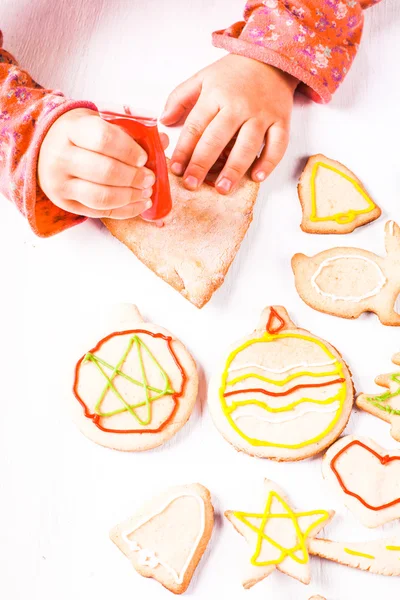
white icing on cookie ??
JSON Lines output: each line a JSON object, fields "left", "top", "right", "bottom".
{"left": 233, "top": 401, "right": 341, "bottom": 425}
{"left": 227, "top": 359, "right": 337, "bottom": 375}
{"left": 311, "top": 255, "right": 386, "bottom": 301}
{"left": 137, "top": 548, "right": 159, "bottom": 569}
{"left": 122, "top": 492, "right": 205, "bottom": 584}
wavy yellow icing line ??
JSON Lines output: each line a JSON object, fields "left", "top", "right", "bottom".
{"left": 227, "top": 368, "right": 340, "bottom": 388}
{"left": 226, "top": 391, "right": 344, "bottom": 415}
{"left": 219, "top": 333, "right": 347, "bottom": 449}
{"left": 310, "top": 162, "right": 376, "bottom": 224}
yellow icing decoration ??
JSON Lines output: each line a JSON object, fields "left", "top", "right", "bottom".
{"left": 310, "top": 162, "right": 376, "bottom": 225}
{"left": 386, "top": 546, "right": 400, "bottom": 551}
{"left": 233, "top": 490, "right": 330, "bottom": 567}
{"left": 219, "top": 333, "right": 347, "bottom": 449}
{"left": 344, "top": 548, "right": 375, "bottom": 560}
{"left": 227, "top": 391, "right": 343, "bottom": 415}
{"left": 227, "top": 369, "right": 340, "bottom": 388}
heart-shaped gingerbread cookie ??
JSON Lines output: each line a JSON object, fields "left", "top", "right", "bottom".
{"left": 322, "top": 435, "right": 400, "bottom": 528}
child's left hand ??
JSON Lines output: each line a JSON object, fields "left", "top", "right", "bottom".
{"left": 161, "top": 54, "right": 298, "bottom": 194}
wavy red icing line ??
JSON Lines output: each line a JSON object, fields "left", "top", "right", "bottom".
{"left": 330, "top": 440, "right": 400, "bottom": 511}
{"left": 224, "top": 378, "right": 345, "bottom": 399}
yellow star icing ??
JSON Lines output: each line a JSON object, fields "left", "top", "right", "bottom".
{"left": 233, "top": 490, "right": 331, "bottom": 567}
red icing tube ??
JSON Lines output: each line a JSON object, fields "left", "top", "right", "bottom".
{"left": 101, "top": 110, "right": 172, "bottom": 221}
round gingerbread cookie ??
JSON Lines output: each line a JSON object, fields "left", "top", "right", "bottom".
{"left": 71, "top": 304, "right": 198, "bottom": 451}
{"left": 208, "top": 306, "right": 354, "bottom": 461}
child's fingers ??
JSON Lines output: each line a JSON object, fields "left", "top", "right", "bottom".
{"left": 159, "top": 132, "right": 169, "bottom": 150}
{"left": 169, "top": 100, "right": 219, "bottom": 177}
{"left": 61, "top": 198, "right": 153, "bottom": 220}
{"left": 181, "top": 109, "right": 243, "bottom": 189}
{"left": 69, "top": 115, "right": 148, "bottom": 167}
{"left": 68, "top": 147, "right": 155, "bottom": 189}
{"left": 64, "top": 179, "right": 153, "bottom": 210}
{"left": 251, "top": 123, "right": 289, "bottom": 182}
{"left": 161, "top": 76, "right": 202, "bottom": 126}
{"left": 215, "top": 118, "right": 266, "bottom": 194}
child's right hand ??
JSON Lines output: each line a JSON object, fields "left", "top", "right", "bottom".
{"left": 38, "top": 108, "right": 165, "bottom": 219}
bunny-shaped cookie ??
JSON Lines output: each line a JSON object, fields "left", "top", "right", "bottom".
{"left": 292, "top": 221, "right": 400, "bottom": 326}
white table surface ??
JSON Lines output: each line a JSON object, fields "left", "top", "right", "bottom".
{"left": 1, "top": 1, "right": 400, "bottom": 599}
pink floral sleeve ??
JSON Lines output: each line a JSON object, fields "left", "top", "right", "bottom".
{"left": 213, "top": 0, "right": 384, "bottom": 104}
{"left": 0, "top": 31, "right": 96, "bottom": 237}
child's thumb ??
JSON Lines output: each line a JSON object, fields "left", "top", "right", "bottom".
{"left": 161, "top": 76, "right": 202, "bottom": 126}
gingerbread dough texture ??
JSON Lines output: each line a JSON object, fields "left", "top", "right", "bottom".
{"left": 309, "top": 536, "right": 400, "bottom": 577}
{"left": 103, "top": 167, "right": 259, "bottom": 308}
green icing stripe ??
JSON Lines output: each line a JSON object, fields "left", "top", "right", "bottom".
{"left": 85, "top": 335, "right": 175, "bottom": 424}
{"left": 366, "top": 373, "right": 400, "bottom": 416}
{"left": 87, "top": 354, "right": 173, "bottom": 396}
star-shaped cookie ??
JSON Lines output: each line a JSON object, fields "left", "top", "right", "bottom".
{"left": 225, "top": 479, "right": 334, "bottom": 588}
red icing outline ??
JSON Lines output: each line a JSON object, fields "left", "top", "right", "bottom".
{"left": 330, "top": 440, "right": 400, "bottom": 511}
{"left": 266, "top": 308, "right": 285, "bottom": 334}
{"left": 224, "top": 378, "right": 345, "bottom": 398}
{"left": 73, "top": 329, "right": 187, "bottom": 434}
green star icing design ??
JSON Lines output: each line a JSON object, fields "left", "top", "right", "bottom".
{"left": 84, "top": 334, "right": 175, "bottom": 426}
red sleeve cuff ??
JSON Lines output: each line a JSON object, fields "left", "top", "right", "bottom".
{"left": 212, "top": 1, "right": 364, "bottom": 104}
{"left": 23, "top": 99, "right": 97, "bottom": 237}
{"left": 213, "top": 32, "right": 331, "bottom": 103}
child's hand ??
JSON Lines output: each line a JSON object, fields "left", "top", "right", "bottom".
{"left": 161, "top": 54, "right": 297, "bottom": 194}
{"left": 38, "top": 108, "right": 168, "bottom": 219}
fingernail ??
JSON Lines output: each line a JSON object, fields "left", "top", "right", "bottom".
{"left": 160, "top": 110, "right": 167, "bottom": 121}
{"left": 137, "top": 154, "right": 148, "bottom": 168}
{"left": 143, "top": 174, "right": 155, "bottom": 188}
{"left": 216, "top": 177, "right": 232, "bottom": 193}
{"left": 143, "top": 200, "right": 153, "bottom": 210}
{"left": 255, "top": 171, "right": 266, "bottom": 182}
{"left": 171, "top": 162, "right": 184, "bottom": 176}
{"left": 184, "top": 175, "right": 198, "bottom": 190}
{"left": 142, "top": 187, "right": 153, "bottom": 198}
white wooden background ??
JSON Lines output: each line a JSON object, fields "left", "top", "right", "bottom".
{"left": 1, "top": 1, "right": 399, "bottom": 599}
